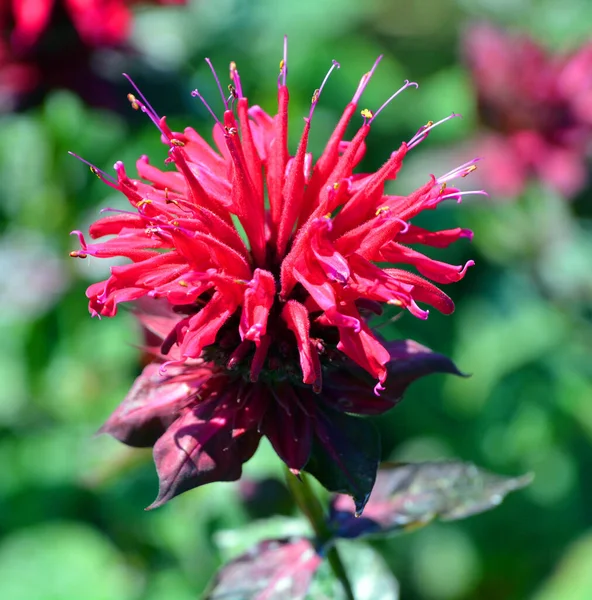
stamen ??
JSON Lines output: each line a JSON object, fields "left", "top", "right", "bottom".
{"left": 205, "top": 58, "right": 229, "bottom": 111}
{"left": 227, "top": 84, "right": 238, "bottom": 109}
{"left": 229, "top": 61, "right": 244, "bottom": 98}
{"left": 122, "top": 73, "right": 167, "bottom": 137}
{"left": 191, "top": 88, "right": 223, "bottom": 127}
{"left": 278, "top": 35, "right": 288, "bottom": 87}
{"left": 436, "top": 158, "right": 482, "bottom": 185}
{"left": 369, "top": 80, "right": 418, "bottom": 124}
{"left": 387, "top": 298, "right": 403, "bottom": 306}
{"left": 352, "top": 55, "right": 383, "bottom": 104}
{"left": 360, "top": 108, "right": 373, "bottom": 125}
{"left": 309, "top": 59, "right": 340, "bottom": 121}
{"left": 127, "top": 93, "right": 139, "bottom": 110}
{"left": 67, "top": 152, "right": 117, "bottom": 185}
{"left": 438, "top": 189, "right": 489, "bottom": 203}
{"left": 407, "top": 113, "right": 462, "bottom": 149}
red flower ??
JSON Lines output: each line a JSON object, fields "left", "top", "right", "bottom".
{"left": 72, "top": 43, "right": 478, "bottom": 510}
{"left": 8, "top": 0, "right": 185, "bottom": 49}
{"left": 464, "top": 24, "right": 592, "bottom": 198}
{"left": 0, "top": 0, "right": 186, "bottom": 110}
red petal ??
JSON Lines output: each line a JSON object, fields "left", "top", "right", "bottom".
{"left": 282, "top": 300, "right": 320, "bottom": 388}
{"left": 240, "top": 269, "right": 276, "bottom": 344}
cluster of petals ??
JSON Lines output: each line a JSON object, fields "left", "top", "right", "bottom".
{"left": 464, "top": 23, "right": 592, "bottom": 198}
{"left": 5, "top": 0, "right": 185, "bottom": 50}
{"left": 72, "top": 45, "right": 477, "bottom": 508}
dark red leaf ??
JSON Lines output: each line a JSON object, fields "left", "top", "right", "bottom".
{"left": 148, "top": 402, "right": 261, "bottom": 509}
{"left": 305, "top": 407, "right": 380, "bottom": 515}
{"left": 381, "top": 339, "right": 465, "bottom": 403}
{"left": 322, "top": 340, "right": 463, "bottom": 416}
{"left": 261, "top": 384, "right": 314, "bottom": 472}
{"left": 98, "top": 363, "right": 194, "bottom": 447}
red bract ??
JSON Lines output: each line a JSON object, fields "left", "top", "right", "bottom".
{"left": 8, "top": 0, "right": 185, "bottom": 49}
{"left": 464, "top": 24, "right": 592, "bottom": 198}
{"left": 72, "top": 43, "right": 477, "bottom": 511}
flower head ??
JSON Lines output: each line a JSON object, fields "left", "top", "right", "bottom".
{"left": 72, "top": 42, "right": 477, "bottom": 511}
{"left": 464, "top": 23, "right": 592, "bottom": 198}
{"left": 7, "top": 0, "right": 186, "bottom": 50}
{"left": 0, "top": 0, "right": 186, "bottom": 111}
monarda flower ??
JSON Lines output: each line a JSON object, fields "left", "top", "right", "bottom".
{"left": 7, "top": 0, "right": 186, "bottom": 50}
{"left": 1, "top": 0, "right": 186, "bottom": 110}
{"left": 71, "top": 42, "right": 480, "bottom": 512}
{"left": 464, "top": 23, "right": 592, "bottom": 198}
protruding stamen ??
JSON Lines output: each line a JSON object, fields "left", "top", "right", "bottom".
{"left": 369, "top": 80, "right": 418, "bottom": 124}
{"left": 352, "top": 55, "right": 383, "bottom": 104}
{"left": 407, "top": 113, "right": 462, "bottom": 149}
{"left": 122, "top": 73, "right": 167, "bottom": 137}
{"left": 438, "top": 189, "right": 489, "bottom": 203}
{"left": 205, "top": 58, "right": 229, "bottom": 111}
{"left": 279, "top": 35, "right": 288, "bottom": 87}
{"left": 127, "top": 93, "right": 139, "bottom": 110}
{"left": 68, "top": 152, "right": 117, "bottom": 185}
{"left": 227, "top": 84, "right": 238, "bottom": 108}
{"left": 191, "top": 88, "right": 223, "bottom": 127}
{"left": 229, "top": 61, "right": 244, "bottom": 98}
{"left": 360, "top": 108, "right": 373, "bottom": 125}
{"left": 436, "top": 158, "right": 482, "bottom": 185}
{"left": 309, "top": 59, "right": 340, "bottom": 121}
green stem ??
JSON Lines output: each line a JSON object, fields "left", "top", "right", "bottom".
{"left": 326, "top": 547, "right": 355, "bottom": 600}
{"left": 285, "top": 469, "right": 355, "bottom": 600}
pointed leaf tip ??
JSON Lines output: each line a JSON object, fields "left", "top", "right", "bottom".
{"left": 304, "top": 408, "right": 380, "bottom": 514}
{"left": 147, "top": 406, "right": 261, "bottom": 509}
{"left": 380, "top": 340, "right": 467, "bottom": 405}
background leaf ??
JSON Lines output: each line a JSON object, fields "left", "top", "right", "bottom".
{"left": 0, "top": 523, "right": 139, "bottom": 600}
{"left": 329, "top": 461, "right": 533, "bottom": 538}
{"left": 204, "top": 537, "right": 321, "bottom": 600}
{"left": 307, "top": 540, "right": 399, "bottom": 600}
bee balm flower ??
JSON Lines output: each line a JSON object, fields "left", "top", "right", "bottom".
{"left": 8, "top": 0, "right": 186, "bottom": 49}
{"left": 71, "top": 41, "right": 479, "bottom": 512}
{"left": 464, "top": 24, "right": 592, "bottom": 198}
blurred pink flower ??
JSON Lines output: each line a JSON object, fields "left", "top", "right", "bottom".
{"left": 72, "top": 45, "right": 478, "bottom": 510}
{"left": 0, "top": 0, "right": 185, "bottom": 110}
{"left": 464, "top": 24, "right": 592, "bottom": 198}
{"left": 0, "top": 36, "right": 37, "bottom": 110}
{"left": 7, "top": 0, "right": 186, "bottom": 49}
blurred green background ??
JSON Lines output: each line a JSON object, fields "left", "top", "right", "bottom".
{"left": 1, "top": 0, "right": 591, "bottom": 598}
